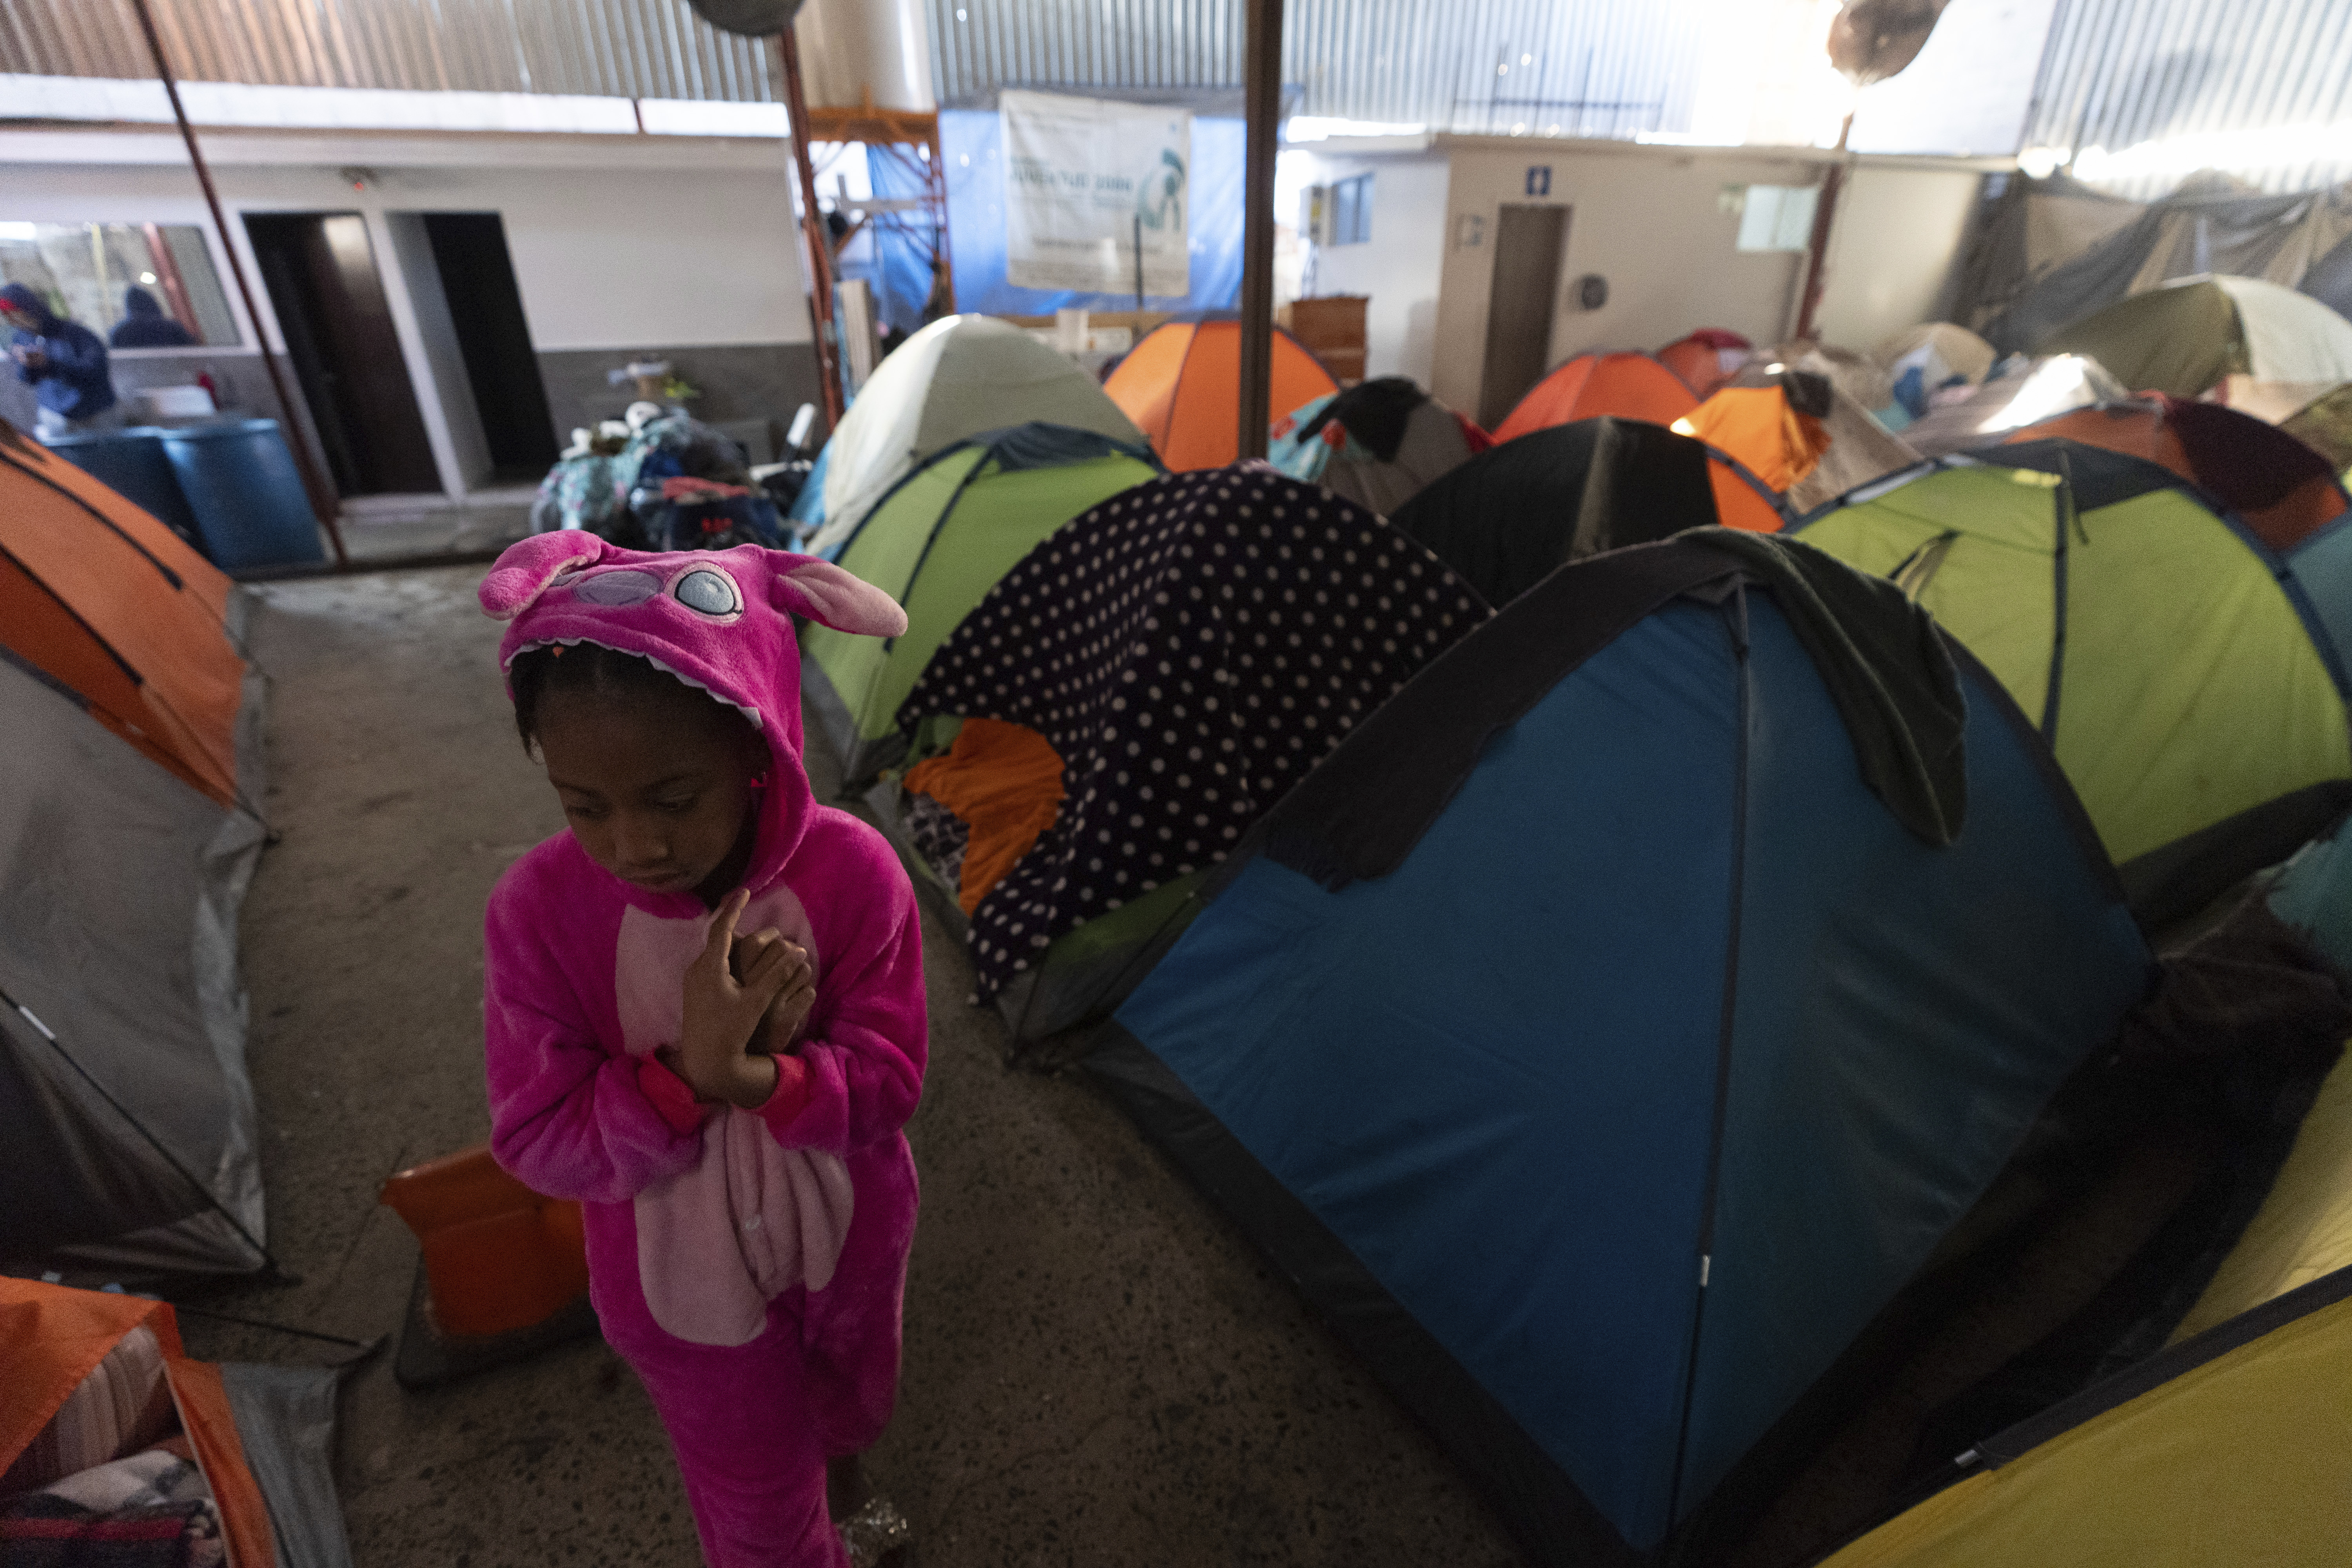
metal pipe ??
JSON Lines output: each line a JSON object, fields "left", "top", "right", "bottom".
{"left": 1794, "top": 114, "right": 1853, "bottom": 342}
{"left": 778, "top": 24, "right": 846, "bottom": 431}
{"left": 125, "top": 0, "right": 348, "bottom": 567}
{"left": 1236, "top": 0, "right": 1281, "bottom": 462}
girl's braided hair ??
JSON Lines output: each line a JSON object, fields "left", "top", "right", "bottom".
{"left": 509, "top": 642, "right": 698, "bottom": 752}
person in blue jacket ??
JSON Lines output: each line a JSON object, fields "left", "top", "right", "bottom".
{"left": 2, "top": 281, "right": 122, "bottom": 435}
{"left": 110, "top": 285, "right": 197, "bottom": 349}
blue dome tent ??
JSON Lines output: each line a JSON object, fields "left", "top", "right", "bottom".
{"left": 1091, "top": 534, "right": 2156, "bottom": 1564}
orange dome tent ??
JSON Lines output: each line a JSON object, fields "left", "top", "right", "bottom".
{"left": 1105, "top": 314, "right": 1339, "bottom": 471}
{"left": 1696, "top": 449, "right": 1795, "bottom": 533}
{"left": 0, "top": 419, "right": 250, "bottom": 809}
{"left": 1656, "top": 329, "right": 1753, "bottom": 398}
{"left": 1491, "top": 351, "right": 1700, "bottom": 444}
{"left": 2008, "top": 396, "right": 2348, "bottom": 553}
{"left": 1, "top": 1276, "right": 357, "bottom": 1563}
{"left": 1670, "top": 375, "right": 1837, "bottom": 533}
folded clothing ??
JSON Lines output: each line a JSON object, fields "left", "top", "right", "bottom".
{"left": 903, "top": 719, "right": 1065, "bottom": 914}
{"left": 0, "top": 1328, "right": 172, "bottom": 1497}
{"left": 903, "top": 789, "right": 971, "bottom": 894}
{"left": 1, "top": 1441, "right": 225, "bottom": 1568}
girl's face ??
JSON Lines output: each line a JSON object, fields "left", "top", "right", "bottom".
{"left": 533, "top": 683, "right": 765, "bottom": 904}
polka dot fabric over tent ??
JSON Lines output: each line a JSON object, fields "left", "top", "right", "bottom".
{"left": 897, "top": 465, "right": 1492, "bottom": 999}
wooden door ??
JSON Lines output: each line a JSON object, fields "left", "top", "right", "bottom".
{"left": 1477, "top": 204, "right": 1571, "bottom": 430}
{"left": 246, "top": 212, "right": 441, "bottom": 496}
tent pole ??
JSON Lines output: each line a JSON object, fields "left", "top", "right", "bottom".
{"left": 5, "top": 985, "right": 280, "bottom": 1277}
{"left": 778, "top": 25, "right": 846, "bottom": 432}
{"left": 1236, "top": 0, "right": 1283, "bottom": 462}
{"left": 125, "top": 0, "right": 347, "bottom": 568}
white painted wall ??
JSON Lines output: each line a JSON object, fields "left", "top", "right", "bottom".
{"left": 1811, "top": 165, "right": 1987, "bottom": 351}
{"left": 0, "top": 128, "right": 813, "bottom": 493}
{"left": 1297, "top": 151, "right": 1450, "bottom": 388}
{"left": 1428, "top": 140, "right": 1828, "bottom": 416}
{"left": 383, "top": 210, "right": 494, "bottom": 488}
{"left": 1294, "top": 134, "right": 1990, "bottom": 420}
{"left": 383, "top": 163, "right": 811, "bottom": 351}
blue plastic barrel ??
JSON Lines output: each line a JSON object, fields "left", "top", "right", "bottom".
{"left": 41, "top": 426, "right": 207, "bottom": 551}
{"left": 158, "top": 418, "right": 325, "bottom": 571}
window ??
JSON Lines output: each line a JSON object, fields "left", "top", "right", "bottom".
{"left": 1724, "top": 184, "right": 1820, "bottom": 253}
{"left": 1329, "top": 173, "right": 1373, "bottom": 246}
{"left": 0, "top": 222, "right": 240, "bottom": 346}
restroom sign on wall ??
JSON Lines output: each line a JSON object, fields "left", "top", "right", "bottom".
{"left": 1526, "top": 166, "right": 1552, "bottom": 197}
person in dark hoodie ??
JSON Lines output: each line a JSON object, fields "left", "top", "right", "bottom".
{"left": 2, "top": 281, "right": 122, "bottom": 434}
{"left": 110, "top": 284, "right": 196, "bottom": 349}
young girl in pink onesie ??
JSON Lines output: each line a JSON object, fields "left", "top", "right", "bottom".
{"left": 475, "top": 533, "right": 924, "bottom": 1567}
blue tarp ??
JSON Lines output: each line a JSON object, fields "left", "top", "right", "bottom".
{"left": 940, "top": 109, "right": 1246, "bottom": 316}
{"left": 838, "top": 144, "right": 942, "bottom": 337}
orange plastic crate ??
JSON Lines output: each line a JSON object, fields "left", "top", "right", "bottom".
{"left": 379, "top": 1143, "right": 589, "bottom": 1339}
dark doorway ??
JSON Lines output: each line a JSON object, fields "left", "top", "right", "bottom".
{"left": 243, "top": 212, "right": 441, "bottom": 496}
{"left": 420, "top": 213, "right": 558, "bottom": 481}
{"left": 1478, "top": 203, "right": 1572, "bottom": 430}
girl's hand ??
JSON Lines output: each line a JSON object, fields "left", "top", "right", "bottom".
{"left": 674, "top": 890, "right": 788, "bottom": 1108}
{"left": 733, "top": 930, "right": 818, "bottom": 1056}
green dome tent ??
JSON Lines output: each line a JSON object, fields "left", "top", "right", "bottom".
{"left": 1797, "top": 441, "right": 2352, "bottom": 926}
{"left": 800, "top": 423, "right": 1160, "bottom": 782}
{"left": 804, "top": 314, "right": 1146, "bottom": 555}
{"left": 2283, "top": 383, "right": 2352, "bottom": 483}
{"left": 2039, "top": 275, "right": 2352, "bottom": 399}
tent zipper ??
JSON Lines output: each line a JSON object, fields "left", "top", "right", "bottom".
{"left": 2041, "top": 457, "right": 2077, "bottom": 744}
{"left": 1668, "top": 582, "right": 1752, "bottom": 1531}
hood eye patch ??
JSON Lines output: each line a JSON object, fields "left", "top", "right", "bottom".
{"left": 572, "top": 569, "right": 661, "bottom": 606}
{"left": 674, "top": 568, "right": 742, "bottom": 617}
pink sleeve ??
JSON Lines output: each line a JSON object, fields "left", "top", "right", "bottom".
{"left": 759, "top": 832, "right": 927, "bottom": 1155}
{"left": 483, "top": 877, "right": 701, "bottom": 1203}
{"left": 753, "top": 1054, "right": 814, "bottom": 1136}
{"left": 637, "top": 1056, "right": 710, "bottom": 1136}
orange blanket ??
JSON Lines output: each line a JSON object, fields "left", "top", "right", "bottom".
{"left": 904, "top": 719, "right": 1067, "bottom": 914}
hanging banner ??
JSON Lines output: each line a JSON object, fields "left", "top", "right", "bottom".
{"left": 1001, "top": 90, "right": 1191, "bottom": 296}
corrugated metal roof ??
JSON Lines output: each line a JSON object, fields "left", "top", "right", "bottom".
{"left": 10, "top": 0, "right": 2343, "bottom": 194}
{"left": 926, "top": 0, "right": 1707, "bottom": 133}
{"left": 0, "top": 0, "right": 780, "bottom": 102}
{"left": 2025, "top": 0, "right": 2352, "bottom": 195}
{"left": 2, "top": 0, "right": 1712, "bottom": 133}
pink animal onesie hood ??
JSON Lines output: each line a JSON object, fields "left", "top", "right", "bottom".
{"left": 477, "top": 535, "right": 926, "bottom": 1560}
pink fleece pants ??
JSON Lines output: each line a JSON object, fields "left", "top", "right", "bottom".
{"left": 620, "top": 1298, "right": 845, "bottom": 1568}
{"left": 585, "top": 1185, "right": 910, "bottom": 1568}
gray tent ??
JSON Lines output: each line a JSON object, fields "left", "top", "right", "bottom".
{"left": 0, "top": 651, "right": 270, "bottom": 1278}
{"left": 1958, "top": 171, "right": 2352, "bottom": 353}
{"left": 221, "top": 1362, "right": 359, "bottom": 1568}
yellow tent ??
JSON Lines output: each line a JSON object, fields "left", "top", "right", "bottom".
{"left": 1818, "top": 1045, "right": 2352, "bottom": 1568}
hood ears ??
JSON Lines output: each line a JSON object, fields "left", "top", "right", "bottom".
{"left": 773, "top": 557, "right": 908, "bottom": 639}
{"left": 479, "top": 533, "right": 609, "bottom": 621}
{"left": 479, "top": 535, "right": 906, "bottom": 639}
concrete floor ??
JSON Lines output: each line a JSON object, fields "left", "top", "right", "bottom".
{"left": 335, "top": 489, "right": 535, "bottom": 565}
{"left": 177, "top": 565, "right": 1523, "bottom": 1567}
